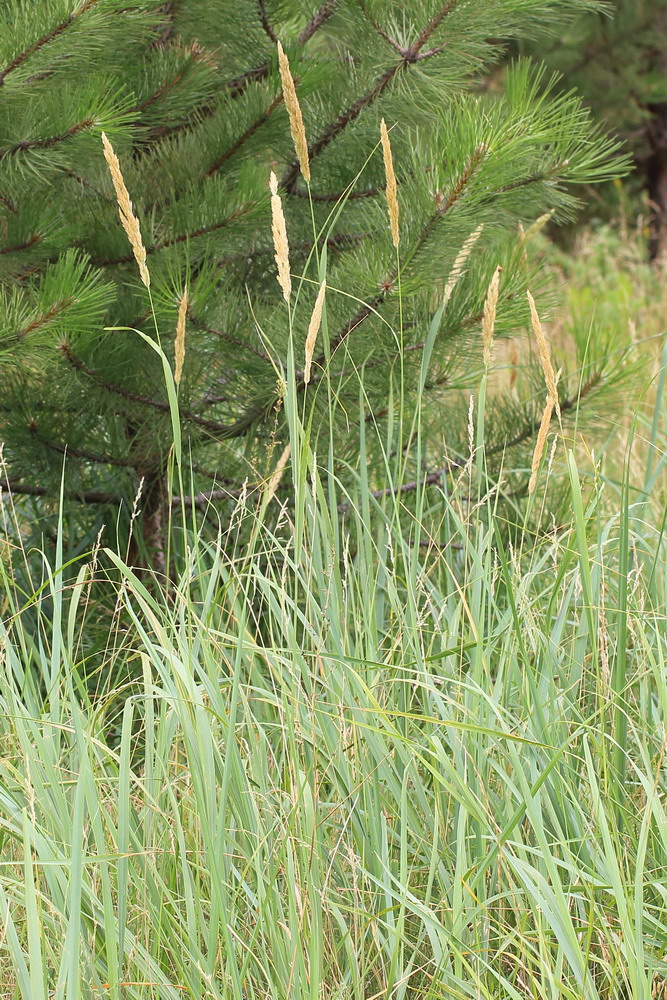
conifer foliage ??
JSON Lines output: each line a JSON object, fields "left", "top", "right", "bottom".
{"left": 0, "top": 0, "right": 623, "bottom": 563}
{"left": 530, "top": 0, "right": 667, "bottom": 259}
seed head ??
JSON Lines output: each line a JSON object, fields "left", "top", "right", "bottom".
{"left": 482, "top": 265, "right": 501, "bottom": 367}
{"left": 380, "top": 118, "right": 400, "bottom": 249}
{"left": 270, "top": 171, "right": 291, "bottom": 302}
{"left": 101, "top": 132, "right": 150, "bottom": 289}
{"left": 266, "top": 443, "right": 291, "bottom": 503}
{"left": 304, "top": 280, "right": 326, "bottom": 384}
{"left": 527, "top": 291, "right": 560, "bottom": 415}
{"left": 277, "top": 41, "right": 310, "bottom": 184}
{"left": 174, "top": 287, "right": 188, "bottom": 387}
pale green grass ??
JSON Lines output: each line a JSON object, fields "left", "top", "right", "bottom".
{"left": 1, "top": 348, "right": 666, "bottom": 999}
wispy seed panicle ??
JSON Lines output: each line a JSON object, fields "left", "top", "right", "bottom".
{"left": 270, "top": 171, "right": 291, "bottom": 302}
{"left": 304, "top": 280, "right": 326, "bottom": 384}
{"left": 527, "top": 291, "right": 560, "bottom": 415}
{"left": 380, "top": 118, "right": 400, "bottom": 249}
{"left": 443, "top": 224, "right": 483, "bottom": 306}
{"left": 266, "top": 443, "right": 291, "bottom": 503}
{"left": 482, "top": 265, "right": 501, "bottom": 366}
{"left": 529, "top": 395, "right": 555, "bottom": 495}
{"left": 101, "top": 132, "right": 150, "bottom": 289}
{"left": 277, "top": 41, "right": 310, "bottom": 184}
{"left": 174, "top": 287, "right": 188, "bottom": 387}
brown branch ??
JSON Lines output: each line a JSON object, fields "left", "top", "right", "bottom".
{"left": 59, "top": 343, "right": 243, "bottom": 437}
{"left": 186, "top": 310, "right": 272, "bottom": 363}
{"left": 0, "top": 478, "right": 120, "bottom": 504}
{"left": 95, "top": 201, "right": 253, "bottom": 267}
{"left": 0, "top": 0, "right": 99, "bottom": 86}
{"left": 298, "top": 1, "right": 339, "bottom": 44}
{"left": 30, "top": 426, "right": 134, "bottom": 469}
{"left": 0, "top": 233, "right": 42, "bottom": 255}
{"left": 0, "top": 118, "right": 94, "bottom": 160}
{"left": 205, "top": 94, "right": 284, "bottom": 176}
{"left": 282, "top": 0, "right": 458, "bottom": 190}
{"left": 17, "top": 299, "right": 73, "bottom": 339}
{"left": 257, "top": 0, "right": 278, "bottom": 42}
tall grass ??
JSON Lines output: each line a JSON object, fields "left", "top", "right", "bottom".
{"left": 1, "top": 323, "right": 666, "bottom": 999}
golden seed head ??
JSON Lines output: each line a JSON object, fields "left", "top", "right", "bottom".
{"left": 101, "top": 132, "right": 150, "bottom": 289}
{"left": 270, "top": 171, "right": 291, "bottom": 302}
{"left": 482, "top": 265, "right": 501, "bottom": 367}
{"left": 529, "top": 395, "right": 556, "bottom": 495}
{"left": 443, "top": 224, "right": 484, "bottom": 306}
{"left": 266, "top": 443, "right": 291, "bottom": 503}
{"left": 277, "top": 41, "right": 310, "bottom": 184}
{"left": 526, "top": 291, "right": 560, "bottom": 415}
{"left": 174, "top": 287, "right": 188, "bottom": 387}
{"left": 304, "top": 280, "right": 326, "bottom": 384}
{"left": 380, "top": 118, "right": 400, "bottom": 249}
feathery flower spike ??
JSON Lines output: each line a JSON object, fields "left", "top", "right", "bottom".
{"left": 174, "top": 287, "right": 188, "bottom": 387}
{"left": 527, "top": 291, "right": 560, "bottom": 415}
{"left": 304, "top": 280, "right": 326, "bottom": 384}
{"left": 101, "top": 132, "right": 150, "bottom": 289}
{"left": 482, "top": 266, "right": 501, "bottom": 367}
{"left": 270, "top": 171, "right": 291, "bottom": 302}
{"left": 380, "top": 118, "right": 400, "bottom": 248}
{"left": 277, "top": 41, "right": 310, "bottom": 183}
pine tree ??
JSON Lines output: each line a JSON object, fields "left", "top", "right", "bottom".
{"left": 0, "top": 0, "right": 624, "bottom": 567}
{"left": 524, "top": 0, "right": 667, "bottom": 259}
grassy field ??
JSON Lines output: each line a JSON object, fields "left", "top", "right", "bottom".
{"left": 1, "top": 220, "right": 666, "bottom": 999}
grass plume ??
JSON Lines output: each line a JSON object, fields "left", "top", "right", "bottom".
{"left": 270, "top": 171, "right": 291, "bottom": 302}
{"left": 304, "top": 279, "right": 326, "bottom": 384}
{"left": 174, "top": 287, "right": 188, "bottom": 387}
{"left": 101, "top": 132, "right": 150, "bottom": 289}
{"left": 380, "top": 118, "right": 400, "bottom": 249}
{"left": 482, "top": 265, "right": 501, "bottom": 366}
{"left": 277, "top": 41, "right": 310, "bottom": 184}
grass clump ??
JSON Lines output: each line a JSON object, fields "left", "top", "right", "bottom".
{"left": 0, "top": 332, "right": 666, "bottom": 998}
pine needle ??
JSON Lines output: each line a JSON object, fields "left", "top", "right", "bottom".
{"left": 174, "top": 287, "right": 188, "bottom": 387}
{"left": 482, "top": 265, "right": 501, "bottom": 367}
{"left": 304, "top": 280, "right": 326, "bottom": 384}
{"left": 380, "top": 118, "right": 400, "bottom": 249}
{"left": 270, "top": 171, "right": 291, "bottom": 302}
{"left": 277, "top": 41, "right": 310, "bottom": 184}
{"left": 101, "top": 132, "right": 150, "bottom": 289}
{"left": 266, "top": 443, "right": 291, "bottom": 503}
{"left": 527, "top": 291, "right": 560, "bottom": 415}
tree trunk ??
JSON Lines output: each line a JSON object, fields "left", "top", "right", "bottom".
{"left": 128, "top": 470, "right": 167, "bottom": 578}
{"left": 646, "top": 103, "right": 667, "bottom": 264}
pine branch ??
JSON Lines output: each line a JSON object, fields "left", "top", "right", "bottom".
{"left": 0, "top": 477, "right": 119, "bottom": 504}
{"left": 0, "top": 118, "right": 95, "bottom": 160}
{"left": 30, "top": 425, "right": 133, "bottom": 469}
{"left": 95, "top": 202, "right": 253, "bottom": 268}
{"left": 15, "top": 299, "right": 73, "bottom": 339}
{"left": 298, "top": 2, "right": 339, "bottom": 45}
{"left": 0, "top": 233, "right": 42, "bottom": 255}
{"left": 0, "top": 0, "right": 99, "bottom": 87}
{"left": 282, "top": 0, "right": 459, "bottom": 190}
{"left": 205, "top": 94, "right": 284, "bottom": 176}
{"left": 59, "top": 343, "right": 241, "bottom": 436}
{"left": 257, "top": 0, "right": 278, "bottom": 43}
{"left": 186, "top": 310, "right": 272, "bottom": 363}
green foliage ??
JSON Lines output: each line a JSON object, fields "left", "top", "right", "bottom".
{"left": 0, "top": 371, "right": 666, "bottom": 999}
{"left": 0, "top": 0, "right": 627, "bottom": 561}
